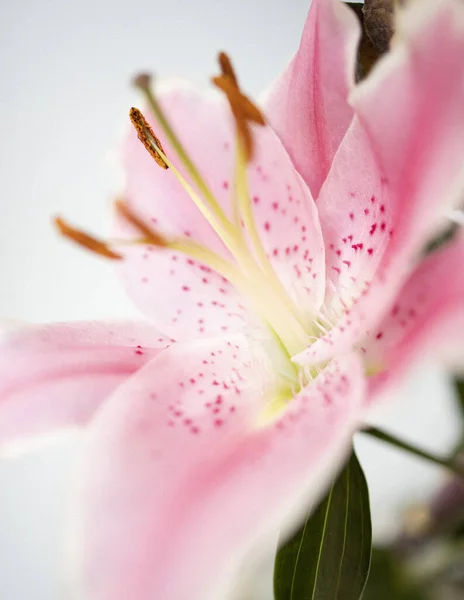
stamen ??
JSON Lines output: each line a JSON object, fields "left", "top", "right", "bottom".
{"left": 128, "top": 122, "right": 235, "bottom": 249}
{"left": 54, "top": 217, "right": 122, "bottom": 260}
{"left": 215, "top": 78, "right": 265, "bottom": 126}
{"left": 212, "top": 52, "right": 265, "bottom": 161}
{"left": 218, "top": 51, "right": 239, "bottom": 87}
{"left": 129, "top": 107, "right": 168, "bottom": 169}
{"left": 212, "top": 73, "right": 265, "bottom": 161}
{"left": 214, "top": 53, "right": 265, "bottom": 125}
{"left": 169, "top": 239, "right": 246, "bottom": 287}
{"left": 132, "top": 75, "right": 233, "bottom": 235}
{"left": 128, "top": 98, "right": 256, "bottom": 281}
{"left": 114, "top": 200, "right": 249, "bottom": 291}
{"left": 115, "top": 200, "right": 166, "bottom": 246}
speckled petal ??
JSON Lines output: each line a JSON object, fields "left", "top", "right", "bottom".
{"left": 294, "top": 0, "right": 464, "bottom": 366}
{"left": 0, "top": 321, "right": 169, "bottom": 447}
{"left": 366, "top": 232, "right": 464, "bottom": 396}
{"left": 69, "top": 338, "right": 365, "bottom": 600}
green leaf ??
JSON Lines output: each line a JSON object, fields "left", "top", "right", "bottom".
{"left": 452, "top": 378, "right": 464, "bottom": 455}
{"left": 454, "top": 378, "right": 464, "bottom": 419}
{"left": 274, "top": 451, "right": 372, "bottom": 600}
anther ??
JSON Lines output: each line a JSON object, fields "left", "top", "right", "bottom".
{"left": 54, "top": 217, "right": 122, "bottom": 260}
{"left": 212, "top": 75, "right": 265, "bottom": 125}
{"left": 129, "top": 107, "right": 168, "bottom": 170}
{"left": 115, "top": 200, "right": 167, "bottom": 246}
{"left": 212, "top": 52, "right": 265, "bottom": 161}
{"left": 218, "top": 51, "right": 239, "bottom": 87}
{"left": 212, "top": 76, "right": 257, "bottom": 160}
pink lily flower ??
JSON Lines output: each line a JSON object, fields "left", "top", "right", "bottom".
{"left": 1, "top": 0, "right": 464, "bottom": 598}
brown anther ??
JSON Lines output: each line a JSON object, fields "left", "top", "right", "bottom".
{"left": 54, "top": 217, "right": 122, "bottom": 260}
{"left": 212, "top": 74, "right": 265, "bottom": 161}
{"left": 213, "top": 53, "right": 265, "bottom": 161}
{"left": 129, "top": 107, "right": 169, "bottom": 170}
{"left": 218, "top": 52, "right": 239, "bottom": 88}
{"left": 115, "top": 200, "right": 167, "bottom": 246}
{"left": 237, "top": 95, "right": 266, "bottom": 126}
{"left": 213, "top": 75, "right": 265, "bottom": 125}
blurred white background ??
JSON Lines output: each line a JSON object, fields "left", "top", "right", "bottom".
{"left": 0, "top": 0, "right": 462, "bottom": 598}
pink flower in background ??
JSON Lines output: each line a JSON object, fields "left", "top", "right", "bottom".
{"left": 1, "top": 0, "right": 464, "bottom": 599}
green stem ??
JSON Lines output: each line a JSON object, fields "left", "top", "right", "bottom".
{"left": 361, "top": 427, "right": 464, "bottom": 481}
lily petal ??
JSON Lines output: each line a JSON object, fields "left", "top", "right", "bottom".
{"left": 0, "top": 321, "right": 169, "bottom": 447}
{"left": 263, "top": 0, "right": 360, "bottom": 197}
{"left": 350, "top": 0, "right": 464, "bottom": 267}
{"left": 69, "top": 337, "right": 365, "bottom": 600}
{"left": 119, "top": 83, "right": 325, "bottom": 339}
{"left": 295, "top": 0, "right": 464, "bottom": 365}
{"left": 316, "top": 120, "right": 392, "bottom": 314}
{"left": 366, "top": 232, "right": 464, "bottom": 396}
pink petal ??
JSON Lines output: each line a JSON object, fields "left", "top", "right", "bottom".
{"left": 316, "top": 121, "right": 393, "bottom": 314}
{"left": 350, "top": 0, "right": 464, "bottom": 264}
{"left": 263, "top": 0, "right": 360, "bottom": 197}
{"left": 295, "top": 0, "right": 464, "bottom": 365}
{"left": 0, "top": 321, "right": 169, "bottom": 446}
{"left": 119, "top": 83, "right": 325, "bottom": 339}
{"left": 69, "top": 337, "right": 365, "bottom": 600}
{"left": 365, "top": 233, "right": 464, "bottom": 396}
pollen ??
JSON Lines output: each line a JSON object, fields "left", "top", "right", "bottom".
{"left": 54, "top": 216, "right": 122, "bottom": 260}
{"left": 129, "top": 107, "right": 169, "bottom": 170}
